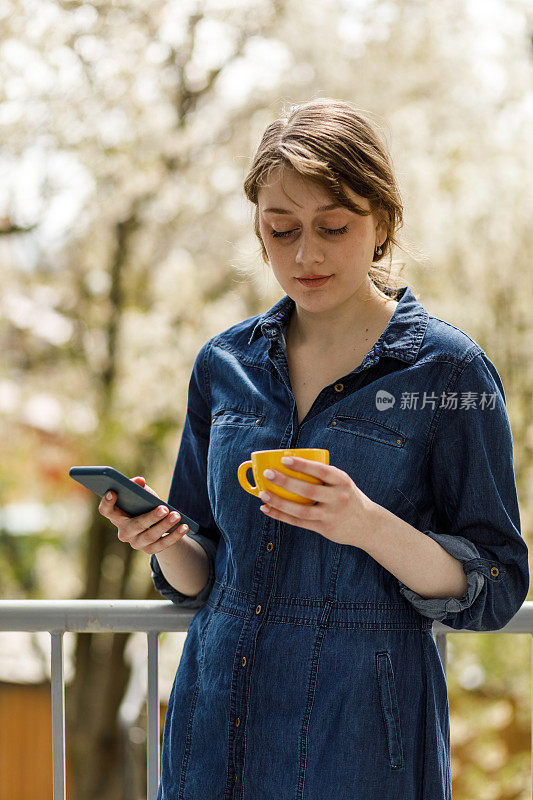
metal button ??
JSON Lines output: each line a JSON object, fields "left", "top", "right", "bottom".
{"left": 241, "top": 656, "right": 247, "bottom": 666}
{"left": 396, "top": 438, "right": 402, "bottom": 445}
{"left": 334, "top": 383, "right": 344, "bottom": 392}
{"left": 236, "top": 717, "right": 241, "bottom": 727}
{"left": 266, "top": 542, "right": 273, "bottom": 552}
{"left": 255, "top": 604, "right": 262, "bottom": 614}
{"left": 490, "top": 566, "right": 499, "bottom": 577}
{"left": 256, "top": 419, "right": 261, "bottom": 424}
{"left": 331, "top": 420, "right": 337, "bottom": 426}
{"left": 445, "top": 598, "right": 461, "bottom": 613}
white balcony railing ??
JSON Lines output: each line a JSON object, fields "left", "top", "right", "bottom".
{"left": 1, "top": 599, "right": 533, "bottom": 800}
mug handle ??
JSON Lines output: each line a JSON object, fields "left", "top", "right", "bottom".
{"left": 237, "top": 461, "right": 259, "bottom": 497}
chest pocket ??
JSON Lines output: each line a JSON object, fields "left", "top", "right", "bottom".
{"left": 327, "top": 414, "right": 406, "bottom": 448}
{"left": 211, "top": 409, "right": 264, "bottom": 428}
{"left": 208, "top": 409, "right": 268, "bottom": 506}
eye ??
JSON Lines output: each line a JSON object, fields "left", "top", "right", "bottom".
{"left": 271, "top": 229, "right": 297, "bottom": 238}
{"left": 324, "top": 225, "right": 348, "bottom": 236}
{"left": 271, "top": 225, "right": 348, "bottom": 239}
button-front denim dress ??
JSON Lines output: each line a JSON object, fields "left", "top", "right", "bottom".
{"left": 151, "top": 285, "right": 529, "bottom": 800}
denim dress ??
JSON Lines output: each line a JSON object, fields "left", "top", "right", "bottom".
{"left": 150, "top": 284, "right": 529, "bottom": 800}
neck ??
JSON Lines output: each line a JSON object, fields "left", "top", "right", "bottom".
{"left": 287, "top": 278, "right": 394, "bottom": 350}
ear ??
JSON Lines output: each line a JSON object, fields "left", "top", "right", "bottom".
{"left": 374, "top": 209, "right": 389, "bottom": 246}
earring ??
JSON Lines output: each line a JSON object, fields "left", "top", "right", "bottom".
{"left": 375, "top": 244, "right": 382, "bottom": 256}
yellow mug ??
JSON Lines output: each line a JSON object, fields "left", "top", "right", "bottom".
{"left": 237, "top": 448, "right": 329, "bottom": 505}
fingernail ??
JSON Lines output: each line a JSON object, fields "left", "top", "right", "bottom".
{"left": 281, "top": 457, "right": 293, "bottom": 465}
{"left": 263, "top": 469, "right": 275, "bottom": 479}
{"left": 259, "top": 491, "right": 271, "bottom": 501}
{"left": 105, "top": 492, "right": 113, "bottom": 500}
{"left": 157, "top": 506, "right": 168, "bottom": 516}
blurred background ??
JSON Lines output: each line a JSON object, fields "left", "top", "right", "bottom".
{"left": 0, "top": 0, "right": 532, "bottom": 798}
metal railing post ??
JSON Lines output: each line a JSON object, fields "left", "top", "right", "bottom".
{"left": 51, "top": 632, "right": 66, "bottom": 800}
{"left": 147, "top": 631, "right": 160, "bottom": 800}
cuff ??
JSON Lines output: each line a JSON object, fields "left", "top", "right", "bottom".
{"left": 397, "top": 530, "right": 486, "bottom": 620}
{"left": 149, "top": 532, "right": 217, "bottom": 610}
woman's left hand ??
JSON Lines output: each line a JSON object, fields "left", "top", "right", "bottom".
{"left": 258, "top": 456, "right": 377, "bottom": 547}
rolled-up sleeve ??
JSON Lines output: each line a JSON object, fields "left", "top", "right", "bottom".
{"left": 150, "top": 340, "right": 221, "bottom": 610}
{"left": 398, "top": 350, "right": 529, "bottom": 631}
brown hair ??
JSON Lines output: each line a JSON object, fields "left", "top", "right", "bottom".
{"left": 243, "top": 97, "right": 422, "bottom": 297}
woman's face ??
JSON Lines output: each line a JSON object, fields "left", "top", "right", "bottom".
{"left": 257, "top": 166, "right": 386, "bottom": 310}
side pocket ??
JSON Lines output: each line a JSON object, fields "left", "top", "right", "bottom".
{"left": 375, "top": 651, "right": 404, "bottom": 769}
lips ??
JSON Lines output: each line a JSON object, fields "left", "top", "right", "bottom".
{"left": 296, "top": 275, "right": 332, "bottom": 287}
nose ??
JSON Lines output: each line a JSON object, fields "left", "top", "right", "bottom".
{"left": 295, "top": 230, "right": 325, "bottom": 268}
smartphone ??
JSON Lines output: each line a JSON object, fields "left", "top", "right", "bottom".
{"left": 69, "top": 465, "right": 199, "bottom": 534}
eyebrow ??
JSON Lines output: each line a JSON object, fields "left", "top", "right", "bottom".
{"left": 261, "top": 203, "right": 344, "bottom": 215}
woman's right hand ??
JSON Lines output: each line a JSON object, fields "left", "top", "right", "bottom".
{"left": 98, "top": 475, "right": 190, "bottom": 555}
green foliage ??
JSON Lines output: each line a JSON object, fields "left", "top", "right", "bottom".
{"left": 0, "top": 529, "right": 63, "bottom": 597}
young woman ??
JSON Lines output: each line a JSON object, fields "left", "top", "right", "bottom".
{"left": 99, "top": 98, "right": 529, "bottom": 799}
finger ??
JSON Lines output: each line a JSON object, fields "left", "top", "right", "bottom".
{"left": 259, "top": 502, "right": 308, "bottom": 527}
{"left": 258, "top": 490, "right": 319, "bottom": 519}
{"left": 280, "top": 456, "right": 341, "bottom": 485}
{"left": 123, "top": 503, "right": 172, "bottom": 539}
{"left": 130, "top": 476, "right": 159, "bottom": 497}
{"left": 135, "top": 513, "right": 188, "bottom": 549}
{"left": 144, "top": 523, "right": 190, "bottom": 555}
{"left": 98, "top": 490, "right": 131, "bottom": 522}
{"left": 262, "top": 469, "right": 326, "bottom": 503}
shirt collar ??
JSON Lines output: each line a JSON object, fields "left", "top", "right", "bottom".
{"left": 246, "top": 285, "right": 428, "bottom": 364}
